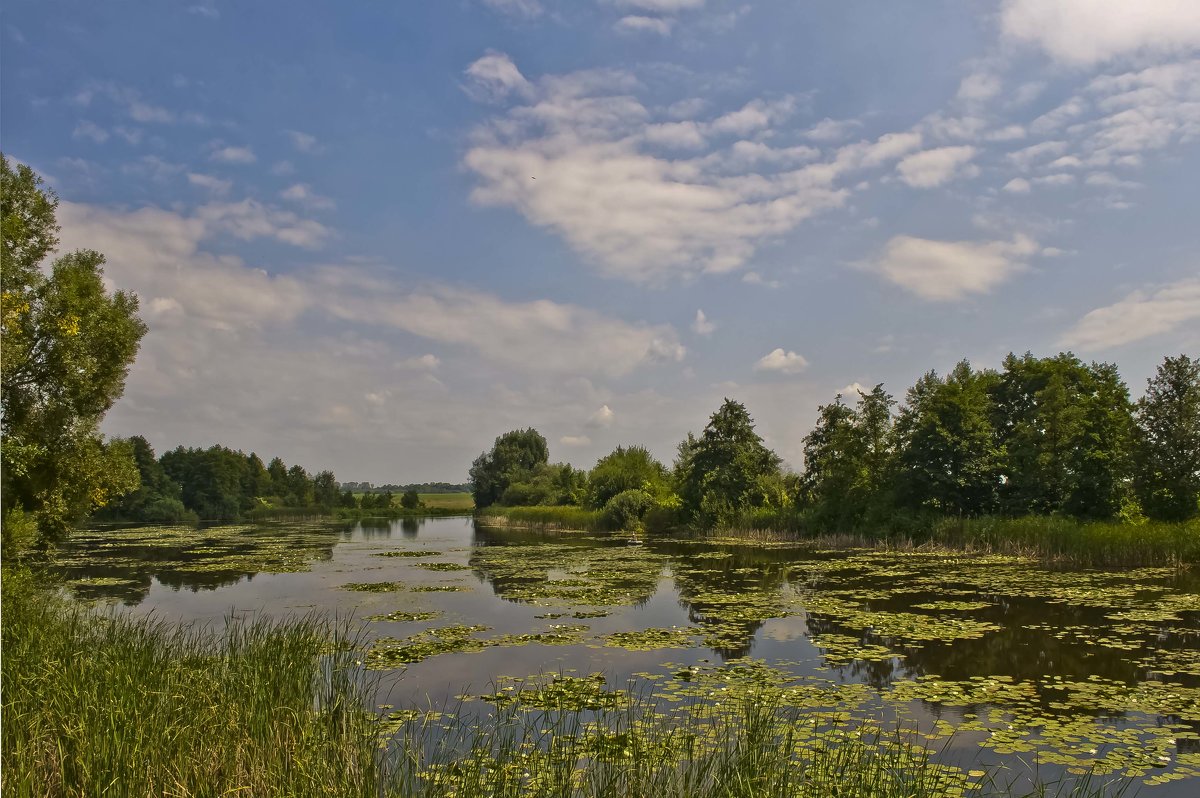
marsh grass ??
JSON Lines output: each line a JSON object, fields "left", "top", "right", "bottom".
{"left": 476, "top": 505, "right": 609, "bottom": 532}
{"left": 1, "top": 567, "right": 382, "bottom": 798}
{"left": 710, "top": 514, "right": 1199, "bottom": 566}
{"left": 389, "top": 683, "right": 1128, "bottom": 798}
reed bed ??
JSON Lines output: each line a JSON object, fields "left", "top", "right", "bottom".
{"left": 476, "top": 505, "right": 610, "bottom": 532}
{"left": 1, "top": 567, "right": 382, "bottom": 798}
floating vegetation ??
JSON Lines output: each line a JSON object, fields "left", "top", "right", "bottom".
{"left": 365, "top": 610, "right": 442, "bottom": 623}
{"left": 341, "top": 581, "right": 406, "bottom": 592}
{"left": 489, "top": 624, "right": 589, "bottom": 648}
{"left": 411, "top": 585, "right": 470, "bottom": 593}
{"left": 373, "top": 550, "right": 441, "bottom": 558}
{"left": 366, "top": 625, "right": 491, "bottom": 667}
{"left": 471, "top": 673, "right": 626, "bottom": 711}
{"left": 810, "top": 633, "right": 903, "bottom": 665}
{"left": 602, "top": 627, "right": 697, "bottom": 651}
{"left": 911, "top": 600, "right": 993, "bottom": 611}
{"left": 410, "top": 562, "right": 470, "bottom": 572}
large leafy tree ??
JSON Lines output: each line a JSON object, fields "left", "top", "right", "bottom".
{"left": 586, "top": 445, "right": 669, "bottom": 508}
{"left": 800, "top": 385, "right": 895, "bottom": 530}
{"left": 892, "top": 362, "right": 1003, "bottom": 517}
{"left": 1134, "top": 355, "right": 1200, "bottom": 521}
{"left": 1, "top": 155, "right": 146, "bottom": 542}
{"left": 676, "top": 399, "right": 782, "bottom": 526}
{"left": 469, "top": 428, "right": 549, "bottom": 508}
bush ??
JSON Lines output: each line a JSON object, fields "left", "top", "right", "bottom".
{"left": 141, "top": 497, "right": 200, "bottom": 525}
{"left": 604, "top": 489, "right": 654, "bottom": 531}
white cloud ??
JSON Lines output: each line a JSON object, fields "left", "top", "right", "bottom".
{"left": 615, "top": 16, "right": 673, "bottom": 35}
{"left": 280, "top": 183, "right": 336, "bottom": 210}
{"left": 560, "top": 435, "right": 592, "bottom": 447}
{"left": 286, "top": 130, "right": 320, "bottom": 153}
{"left": 73, "top": 120, "right": 109, "bottom": 143}
{"left": 1002, "top": 177, "right": 1031, "bottom": 193}
{"left": 1032, "top": 173, "right": 1075, "bottom": 187}
{"left": 464, "top": 51, "right": 533, "bottom": 103}
{"left": 1007, "top": 140, "right": 1069, "bottom": 171}
{"left": 588, "top": 404, "right": 616, "bottom": 427}
{"left": 398, "top": 354, "right": 441, "bottom": 370}
{"left": 1001, "top": 0, "right": 1200, "bottom": 66}
{"left": 838, "top": 382, "right": 868, "bottom": 397}
{"left": 482, "top": 0, "right": 543, "bottom": 17}
{"left": 896, "top": 145, "right": 977, "bottom": 188}
{"left": 210, "top": 145, "right": 257, "bottom": 164}
{"left": 691, "top": 309, "right": 715, "bottom": 336}
{"left": 56, "top": 200, "right": 685, "bottom": 380}
{"left": 615, "top": 0, "right": 705, "bottom": 10}
{"left": 804, "top": 118, "right": 862, "bottom": 142}
{"left": 958, "top": 73, "right": 1002, "bottom": 102}
{"left": 463, "top": 55, "right": 927, "bottom": 284}
{"left": 867, "top": 234, "right": 1038, "bottom": 301}
{"left": 1058, "top": 277, "right": 1200, "bottom": 350}
{"left": 187, "top": 172, "right": 232, "bottom": 194}
{"left": 194, "top": 199, "right": 331, "bottom": 248}
{"left": 755, "top": 348, "right": 808, "bottom": 375}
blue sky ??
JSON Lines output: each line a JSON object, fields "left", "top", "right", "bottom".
{"left": 4, "top": 0, "right": 1198, "bottom": 482}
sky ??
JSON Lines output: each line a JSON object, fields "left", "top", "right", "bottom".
{"left": 3, "top": 0, "right": 1198, "bottom": 483}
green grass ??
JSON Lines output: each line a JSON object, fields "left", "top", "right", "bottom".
{"left": 476, "top": 505, "right": 609, "bottom": 532}
{"left": 709, "top": 512, "right": 1199, "bottom": 567}
{"left": 419, "top": 491, "right": 474, "bottom": 511}
{"left": 1, "top": 567, "right": 383, "bottom": 797}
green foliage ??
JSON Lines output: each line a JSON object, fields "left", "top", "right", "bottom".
{"left": 799, "top": 385, "right": 896, "bottom": 530}
{"left": 603, "top": 488, "right": 654, "bottom": 531}
{"left": 1, "top": 567, "right": 381, "bottom": 795}
{"left": 1, "top": 156, "right": 146, "bottom": 541}
{"left": 1133, "top": 354, "right": 1200, "bottom": 521}
{"left": 993, "top": 353, "right": 1133, "bottom": 518}
{"left": 469, "top": 428, "right": 549, "bottom": 508}
{"left": 501, "top": 462, "right": 587, "bottom": 506}
{"left": 892, "top": 362, "right": 1004, "bottom": 517}
{"left": 400, "top": 489, "right": 423, "bottom": 509}
{"left": 676, "top": 399, "right": 783, "bottom": 526}
{"left": 587, "top": 445, "right": 669, "bottom": 508}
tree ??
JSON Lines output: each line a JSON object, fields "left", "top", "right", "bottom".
{"left": 799, "top": 385, "right": 895, "bottom": 530}
{"left": 400, "top": 489, "right": 422, "bottom": 510}
{"left": 676, "top": 399, "right": 782, "bottom": 526}
{"left": 469, "top": 428, "right": 549, "bottom": 508}
{"left": 586, "top": 446, "right": 669, "bottom": 509}
{"left": 892, "top": 363, "right": 1003, "bottom": 517}
{"left": 313, "top": 470, "right": 341, "bottom": 509}
{"left": 1, "top": 155, "right": 146, "bottom": 542}
{"left": 1134, "top": 355, "right": 1200, "bottom": 521}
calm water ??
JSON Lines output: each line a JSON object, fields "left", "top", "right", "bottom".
{"left": 53, "top": 517, "right": 1200, "bottom": 792}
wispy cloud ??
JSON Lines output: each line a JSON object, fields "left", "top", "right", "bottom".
{"left": 866, "top": 234, "right": 1038, "bottom": 301}
{"left": 1059, "top": 277, "right": 1200, "bottom": 350}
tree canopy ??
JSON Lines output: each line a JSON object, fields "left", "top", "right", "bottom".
{"left": 1, "top": 155, "right": 147, "bottom": 543}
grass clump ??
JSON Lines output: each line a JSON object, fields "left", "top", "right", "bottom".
{"left": 1, "top": 566, "right": 383, "bottom": 797}
{"left": 476, "top": 505, "right": 609, "bottom": 532}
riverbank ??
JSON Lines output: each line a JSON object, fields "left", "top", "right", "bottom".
{"left": 475, "top": 507, "right": 1199, "bottom": 566}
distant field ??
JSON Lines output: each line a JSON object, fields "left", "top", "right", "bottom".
{"left": 417, "top": 492, "right": 474, "bottom": 511}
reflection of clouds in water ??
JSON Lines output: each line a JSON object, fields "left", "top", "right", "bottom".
{"left": 759, "top": 615, "right": 810, "bottom": 642}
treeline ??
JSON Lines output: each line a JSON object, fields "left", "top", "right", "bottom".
{"left": 97, "top": 437, "right": 343, "bottom": 523}
{"left": 340, "top": 481, "right": 469, "bottom": 494}
{"left": 471, "top": 353, "right": 1200, "bottom": 533}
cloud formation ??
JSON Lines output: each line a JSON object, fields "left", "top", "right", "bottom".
{"left": 868, "top": 234, "right": 1038, "bottom": 301}
{"left": 754, "top": 348, "right": 808, "bottom": 375}
{"left": 462, "top": 54, "right": 935, "bottom": 283}
{"left": 1058, "top": 277, "right": 1200, "bottom": 350}
{"left": 1001, "top": 0, "right": 1200, "bottom": 66}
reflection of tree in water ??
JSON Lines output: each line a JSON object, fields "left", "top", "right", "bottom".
{"left": 50, "top": 524, "right": 341, "bottom": 604}
{"left": 468, "top": 524, "right": 662, "bottom": 609}
{"left": 658, "top": 542, "right": 792, "bottom": 660}
{"left": 343, "top": 518, "right": 426, "bottom": 539}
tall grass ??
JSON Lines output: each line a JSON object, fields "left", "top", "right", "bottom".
{"left": 708, "top": 512, "right": 1199, "bottom": 566}
{"left": 476, "top": 505, "right": 610, "bottom": 532}
{"left": 1, "top": 567, "right": 382, "bottom": 797}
